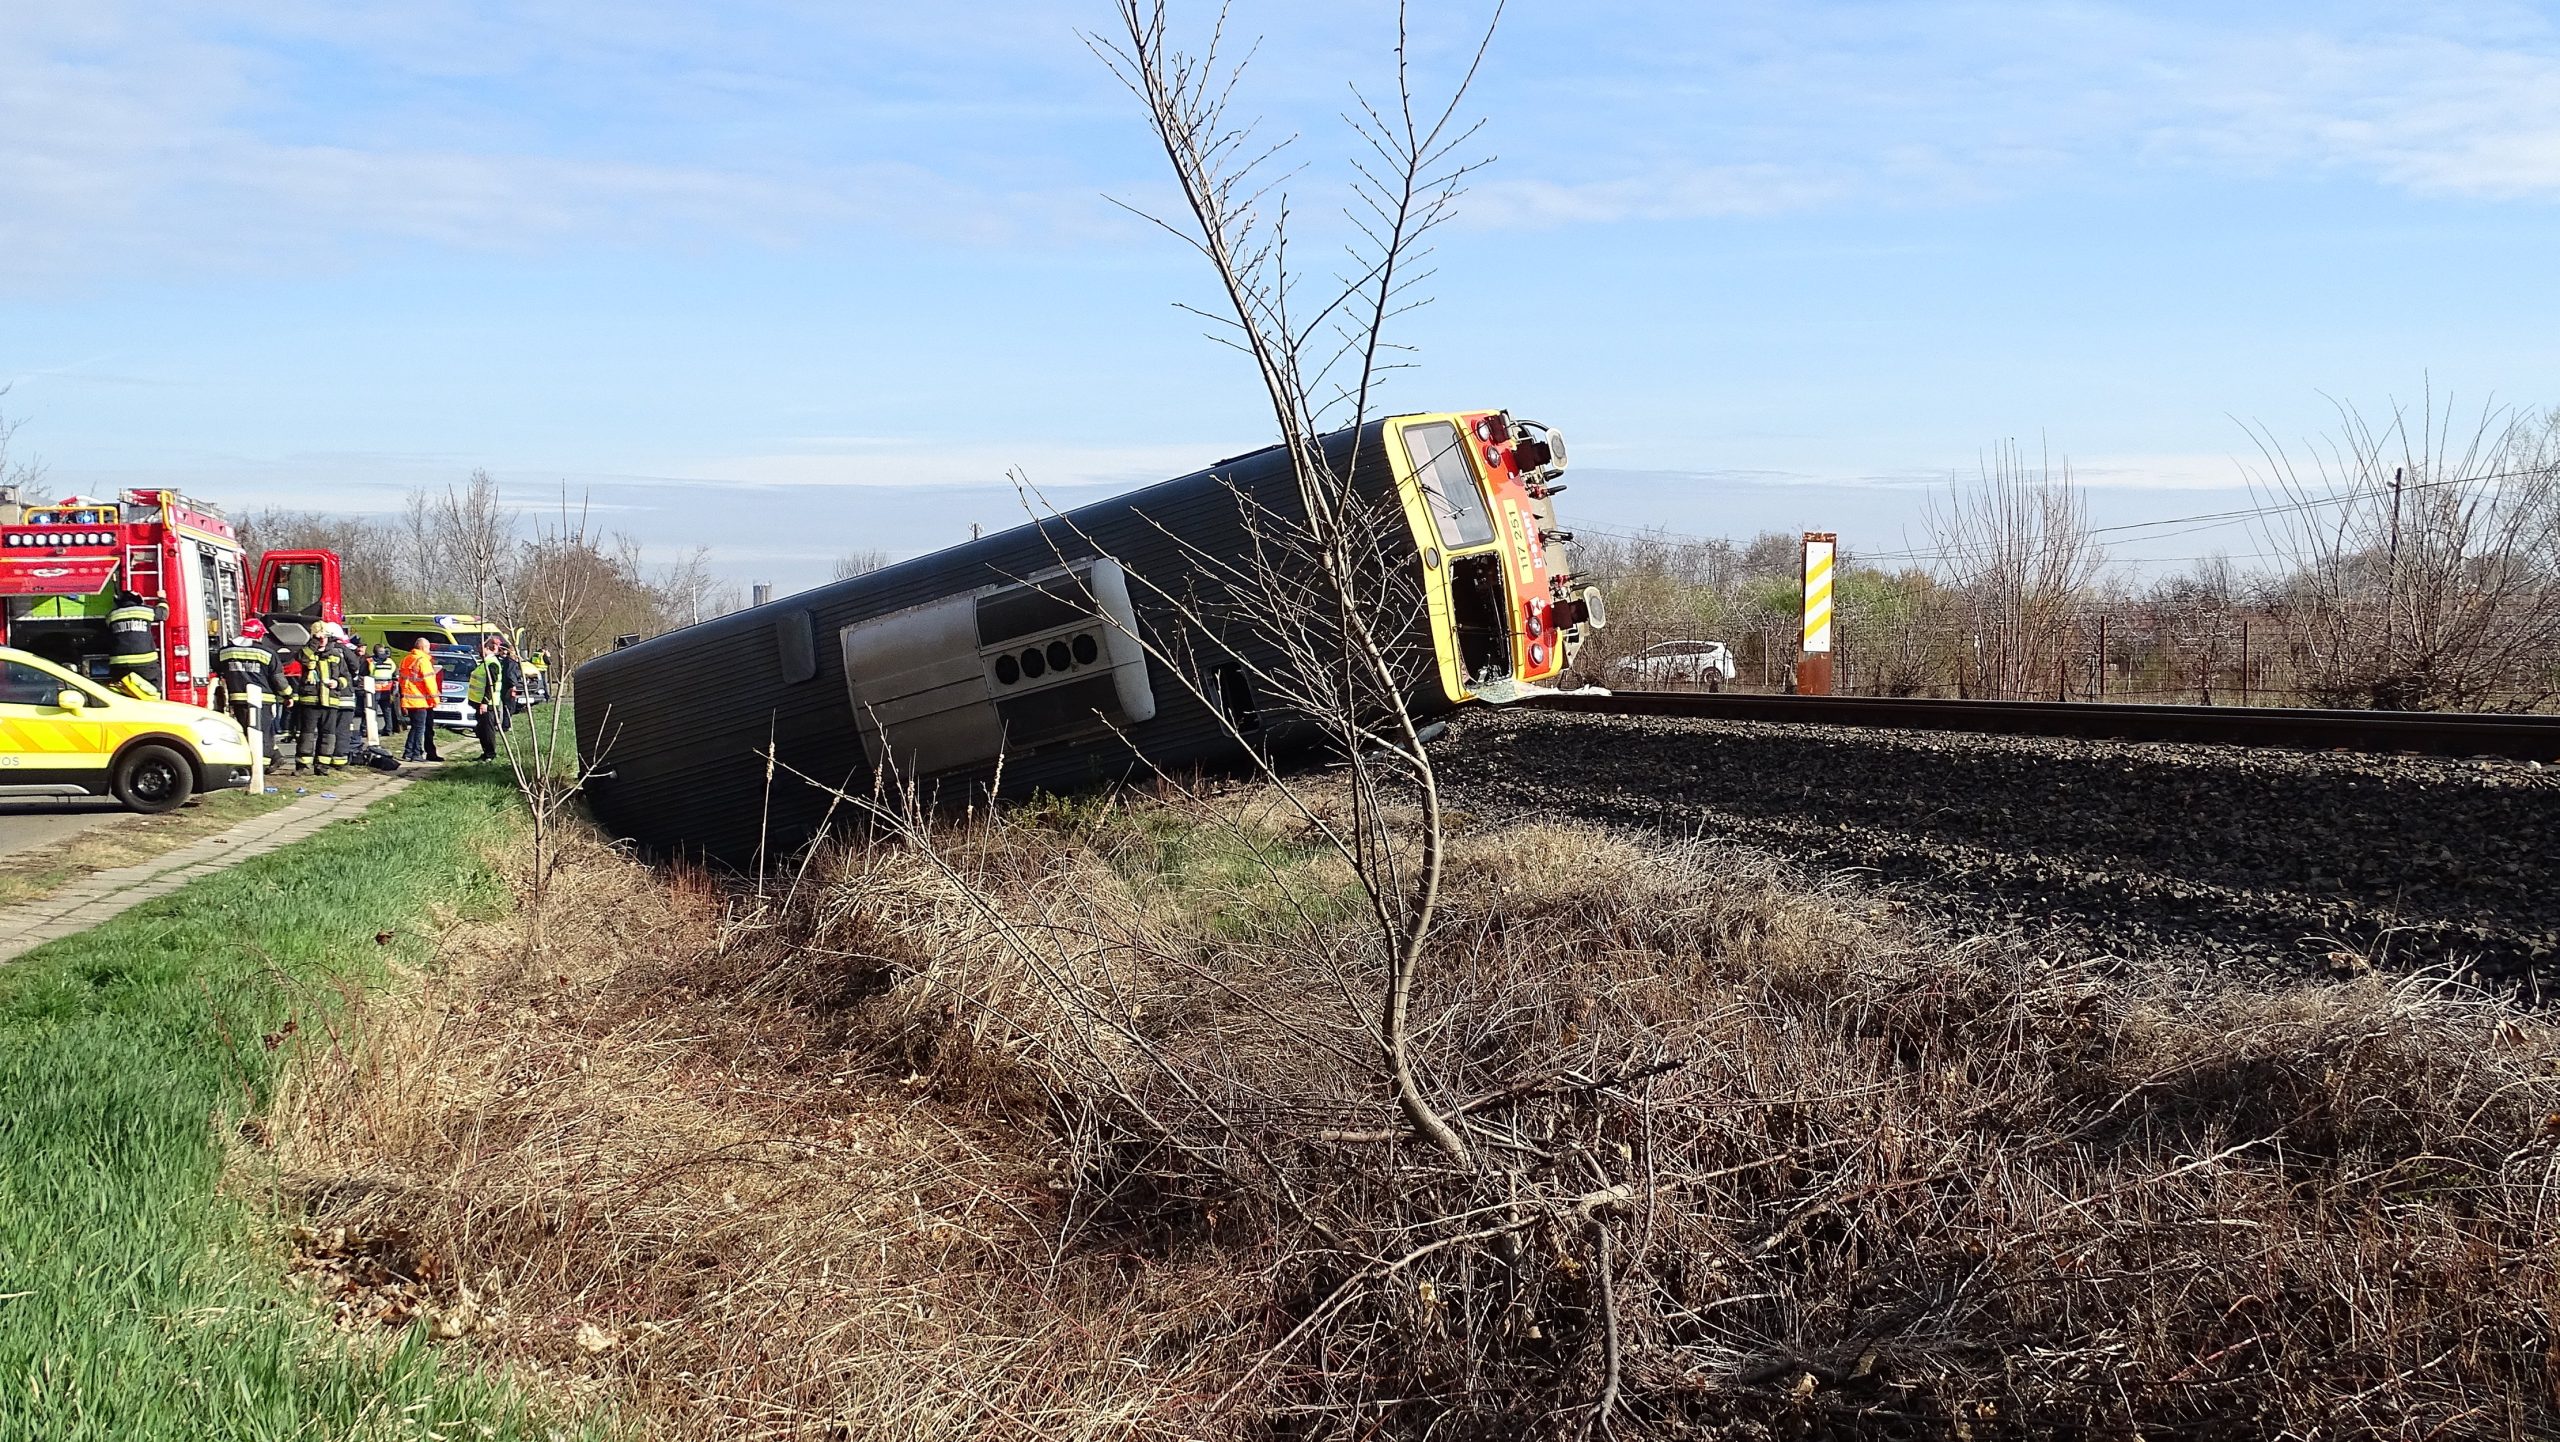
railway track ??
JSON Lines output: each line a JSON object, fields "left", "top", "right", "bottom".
{"left": 1436, "top": 705, "right": 2559, "bottom": 991}
{"left": 1525, "top": 690, "right": 2560, "bottom": 762}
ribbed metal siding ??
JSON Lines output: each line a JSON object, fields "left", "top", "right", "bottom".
{"left": 575, "top": 423, "right": 1428, "bottom": 866}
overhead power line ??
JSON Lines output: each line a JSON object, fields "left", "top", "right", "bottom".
{"left": 1572, "top": 463, "right": 2549, "bottom": 568}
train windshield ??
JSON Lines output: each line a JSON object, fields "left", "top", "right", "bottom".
{"left": 1402, "top": 422, "right": 1496, "bottom": 549}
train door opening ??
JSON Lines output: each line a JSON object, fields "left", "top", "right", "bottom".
{"left": 1216, "top": 662, "right": 1261, "bottom": 734}
{"left": 1447, "top": 553, "right": 1512, "bottom": 684}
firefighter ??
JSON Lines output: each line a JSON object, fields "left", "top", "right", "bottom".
{"left": 215, "top": 632, "right": 286, "bottom": 763}
{"left": 327, "top": 625, "right": 366, "bottom": 768}
{"left": 106, "top": 589, "right": 164, "bottom": 692}
{"left": 290, "top": 627, "right": 344, "bottom": 776}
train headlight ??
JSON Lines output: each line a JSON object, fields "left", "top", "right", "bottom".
{"left": 1510, "top": 419, "right": 1567, "bottom": 477}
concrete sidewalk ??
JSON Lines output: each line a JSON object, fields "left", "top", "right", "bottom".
{"left": 0, "top": 770, "right": 418, "bottom": 963}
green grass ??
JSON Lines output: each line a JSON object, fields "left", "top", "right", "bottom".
{"left": 0, "top": 764, "right": 588, "bottom": 1441}
{"left": 1024, "top": 788, "right": 1367, "bottom": 938}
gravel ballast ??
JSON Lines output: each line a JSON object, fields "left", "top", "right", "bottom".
{"left": 1434, "top": 706, "right": 2560, "bottom": 989}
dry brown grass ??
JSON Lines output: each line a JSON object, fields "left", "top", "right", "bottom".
{"left": 275, "top": 782, "right": 2560, "bottom": 1440}
{"left": 269, "top": 821, "right": 1256, "bottom": 1441}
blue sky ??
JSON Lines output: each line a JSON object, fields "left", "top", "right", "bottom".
{"left": 5, "top": 0, "right": 2557, "bottom": 593}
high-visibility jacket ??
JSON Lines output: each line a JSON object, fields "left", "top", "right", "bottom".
{"left": 293, "top": 646, "right": 342, "bottom": 706}
{"left": 465, "top": 657, "right": 504, "bottom": 707}
{"left": 107, "top": 603, "right": 160, "bottom": 666}
{"left": 395, "top": 650, "right": 441, "bottom": 711}
{"left": 323, "top": 644, "right": 363, "bottom": 708}
{"left": 216, "top": 640, "right": 282, "bottom": 697}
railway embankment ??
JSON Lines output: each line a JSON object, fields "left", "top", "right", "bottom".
{"left": 1439, "top": 707, "right": 2560, "bottom": 989}
{"left": 268, "top": 774, "right": 2560, "bottom": 1439}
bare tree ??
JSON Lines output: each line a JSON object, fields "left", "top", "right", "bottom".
{"left": 830, "top": 548, "right": 891, "bottom": 580}
{"left": 1925, "top": 439, "right": 2107, "bottom": 699}
{"left": 2247, "top": 394, "right": 2560, "bottom": 711}
{"left": 1839, "top": 564, "right": 1959, "bottom": 696}
{"left": 0, "top": 389, "right": 48, "bottom": 510}
{"left": 795, "top": 6, "right": 1683, "bottom": 1431}
{"left": 393, "top": 490, "right": 443, "bottom": 605}
{"left": 429, "top": 469, "right": 519, "bottom": 621}
{"left": 653, "top": 547, "right": 738, "bottom": 632}
{"left": 510, "top": 491, "right": 666, "bottom": 667}
{"left": 1085, "top": 0, "right": 1510, "bottom": 1168}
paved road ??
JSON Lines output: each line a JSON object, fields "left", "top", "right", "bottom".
{"left": 0, "top": 798, "right": 129, "bottom": 860}
{"left": 1, "top": 771, "right": 413, "bottom": 962}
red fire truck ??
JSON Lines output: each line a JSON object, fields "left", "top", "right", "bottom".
{"left": 0, "top": 487, "right": 342, "bottom": 709}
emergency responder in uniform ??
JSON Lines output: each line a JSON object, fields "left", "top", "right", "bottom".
{"left": 326, "top": 625, "right": 365, "bottom": 769}
{"left": 496, "top": 640, "right": 523, "bottom": 729}
{"left": 215, "top": 632, "right": 286, "bottom": 765}
{"left": 395, "top": 636, "right": 445, "bottom": 763}
{"left": 290, "top": 628, "right": 344, "bottom": 776}
{"left": 106, "top": 589, "right": 165, "bottom": 696}
{"left": 368, "top": 643, "right": 399, "bottom": 738}
{"left": 467, "top": 645, "right": 505, "bottom": 761}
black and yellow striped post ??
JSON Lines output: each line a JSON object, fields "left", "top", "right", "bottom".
{"left": 1796, "top": 531, "right": 1836, "bottom": 696}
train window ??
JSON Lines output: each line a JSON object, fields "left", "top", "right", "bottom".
{"left": 776, "top": 609, "right": 817, "bottom": 684}
{"left": 1402, "top": 421, "right": 1496, "bottom": 550}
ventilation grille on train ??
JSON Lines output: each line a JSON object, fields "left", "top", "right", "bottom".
{"left": 838, "top": 557, "right": 1157, "bottom": 778}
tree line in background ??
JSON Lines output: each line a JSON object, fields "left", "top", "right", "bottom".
{"left": 1570, "top": 399, "right": 2560, "bottom": 712}
{"left": 237, "top": 470, "right": 743, "bottom": 668}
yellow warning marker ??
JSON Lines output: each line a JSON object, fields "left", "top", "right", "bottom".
{"left": 1798, "top": 532, "right": 1836, "bottom": 695}
{"left": 1801, "top": 535, "right": 1835, "bottom": 654}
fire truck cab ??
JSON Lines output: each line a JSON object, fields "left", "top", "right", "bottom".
{"left": 0, "top": 489, "right": 342, "bottom": 710}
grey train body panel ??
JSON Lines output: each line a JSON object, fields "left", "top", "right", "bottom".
{"left": 573, "top": 422, "right": 1438, "bottom": 867}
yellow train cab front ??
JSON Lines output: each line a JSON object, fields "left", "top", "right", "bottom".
{"left": 0, "top": 646, "right": 255, "bottom": 813}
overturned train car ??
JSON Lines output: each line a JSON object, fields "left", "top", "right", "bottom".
{"left": 573, "top": 409, "right": 1601, "bottom": 867}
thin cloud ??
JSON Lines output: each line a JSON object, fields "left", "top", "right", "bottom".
{"left": 1468, "top": 164, "right": 1848, "bottom": 227}
{"left": 0, "top": 1, "right": 1143, "bottom": 286}
{"left": 2153, "top": 32, "right": 2560, "bottom": 198}
{"left": 1459, "top": 4, "right": 2560, "bottom": 227}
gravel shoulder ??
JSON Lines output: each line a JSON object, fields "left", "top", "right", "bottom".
{"left": 1434, "top": 707, "right": 2560, "bottom": 991}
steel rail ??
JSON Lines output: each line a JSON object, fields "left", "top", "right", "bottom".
{"left": 1521, "top": 691, "right": 2560, "bottom": 762}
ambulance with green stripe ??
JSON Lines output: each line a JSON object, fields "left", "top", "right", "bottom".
{"left": 343, "top": 614, "right": 548, "bottom": 703}
{"left": 0, "top": 646, "right": 256, "bottom": 812}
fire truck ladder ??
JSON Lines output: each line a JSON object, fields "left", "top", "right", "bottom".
{"left": 124, "top": 538, "right": 160, "bottom": 598}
